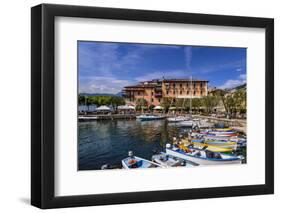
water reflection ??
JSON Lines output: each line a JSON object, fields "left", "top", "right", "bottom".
{"left": 78, "top": 119, "right": 188, "bottom": 170}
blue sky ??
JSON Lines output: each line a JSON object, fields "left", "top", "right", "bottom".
{"left": 78, "top": 41, "right": 246, "bottom": 94}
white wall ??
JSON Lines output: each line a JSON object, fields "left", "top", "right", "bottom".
{"left": 0, "top": 0, "right": 279, "bottom": 212}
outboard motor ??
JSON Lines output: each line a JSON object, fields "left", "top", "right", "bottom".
{"left": 128, "top": 151, "right": 134, "bottom": 157}
{"left": 166, "top": 143, "right": 171, "bottom": 149}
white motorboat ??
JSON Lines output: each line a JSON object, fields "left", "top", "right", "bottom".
{"left": 78, "top": 116, "right": 98, "bottom": 121}
{"left": 167, "top": 116, "right": 188, "bottom": 122}
{"left": 178, "top": 120, "right": 194, "bottom": 127}
{"left": 136, "top": 114, "right": 166, "bottom": 121}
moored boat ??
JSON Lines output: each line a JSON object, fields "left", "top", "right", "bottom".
{"left": 122, "top": 151, "right": 163, "bottom": 169}
{"left": 152, "top": 152, "right": 198, "bottom": 167}
{"left": 136, "top": 114, "right": 166, "bottom": 121}
{"left": 192, "top": 119, "right": 212, "bottom": 128}
{"left": 214, "top": 128, "right": 233, "bottom": 132}
{"left": 191, "top": 139, "right": 238, "bottom": 150}
{"left": 166, "top": 144, "right": 243, "bottom": 165}
{"left": 167, "top": 116, "right": 188, "bottom": 122}
{"left": 78, "top": 116, "right": 98, "bottom": 121}
{"left": 204, "top": 141, "right": 237, "bottom": 150}
{"left": 178, "top": 120, "right": 194, "bottom": 127}
{"left": 182, "top": 139, "right": 234, "bottom": 152}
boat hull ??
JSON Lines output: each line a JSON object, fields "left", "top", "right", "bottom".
{"left": 152, "top": 152, "right": 199, "bottom": 167}
{"left": 167, "top": 117, "right": 187, "bottom": 122}
{"left": 136, "top": 115, "right": 166, "bottom": 121}
{"left": 166, "top": 148, "right": 242, "bottom": 165}
{"left": 178, "top": 120, "right": 194, "bottom": 127}
{"left": 122, "top": 156, "right": 162, "bottom": 169}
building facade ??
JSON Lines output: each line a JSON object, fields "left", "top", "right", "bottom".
{"left": 123, "top": 79, "right": 208, "bottom": 106}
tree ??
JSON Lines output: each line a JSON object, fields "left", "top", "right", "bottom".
{"left": 224, "top": 95, "right": 236, "bottom": 117}
{"left": 175, "top": 98, "right": 184, "bottom": 111}
{"left": 110, "top": 96, "right": 125, "bottom": 111}
{"left": 192, "top": 98, "right": 203, "bottom": 114}
{"left": 136, "top": 98, "right": 148, "bottom": 112}
{"left": 149, "top": 104, "right": 155, "bottom": 112}
{"left": 212, "top": 89, "right": 229, "bottom": 114}
{"left": 182, "top": 98, "right": 191, "bottom": 112}
{"left": 78, "top": 95, "right": 126, "bottom": 111}
{"left": 160, "top": 97, "right": 173, "bottom": 113}
{"left": 78, "top": 95, "right": 86, "bottom": 105}
{"left": 232, "top": 88, "right": 246, "bottom": 117}
{"left": 202, "top": 95, "right": 220, "bottom": 114}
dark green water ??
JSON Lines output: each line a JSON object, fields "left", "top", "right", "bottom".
{"left": 78, "top": 119, "right": 189, "bottom": 170}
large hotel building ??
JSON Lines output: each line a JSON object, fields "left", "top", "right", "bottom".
{"left": 122, "top": 79, "right": 209, "bottom": 106}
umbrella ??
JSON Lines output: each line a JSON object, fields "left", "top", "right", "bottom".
{"left": 153, "top": 106, "right": 164, "bottom": 110}
{"left": 95, "top": 105, "right": 111, "bottom": 111}
{"left": 117, "top": 105, "right": 135, "bottom": 110}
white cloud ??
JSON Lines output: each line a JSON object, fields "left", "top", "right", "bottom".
{"left": 239, "top": 74, "right": 246, "bottom": 80}
{"left": 79, "top": 42, "right": 186, "bottom": 93}
{"left": 79, "top": 42, "right": 182, "bottom": 78}
{"left": 219, "top": 73, "right": 247, "bottom": 89}
{"left": 79, "top": 76, "right": 133, "bottom": 94}
{"left": 79, "top": 42, "right": 147, "bottom": 79}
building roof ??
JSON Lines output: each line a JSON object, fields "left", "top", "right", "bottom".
{"left": 162, "top": 78, "right": 209, "bottom": 82}
{"left": 124, "top": 84, "right": 154, "bottom": 89}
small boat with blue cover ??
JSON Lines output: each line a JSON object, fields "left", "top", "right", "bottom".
{"left": 122, "top": 151, "right": 163, "bottom": 169}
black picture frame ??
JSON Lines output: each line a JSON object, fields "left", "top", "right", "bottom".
{"left": 31, "top": 3, "right": 274, "bottom": 209}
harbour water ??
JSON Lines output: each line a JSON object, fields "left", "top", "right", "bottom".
{"left": 78, "top": 119, "right": 190, "bottom": 170}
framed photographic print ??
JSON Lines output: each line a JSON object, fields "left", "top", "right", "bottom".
{"left": 31, "top": 4, "right": 274, "bottom": 209}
